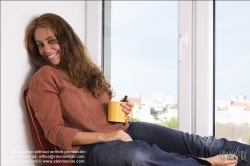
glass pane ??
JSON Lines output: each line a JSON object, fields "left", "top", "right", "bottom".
{"left": 215, "top": 1, "right": 250, "bottom": 145}
{"left": 104, "top": 1, "right": 178, "bottom": 129}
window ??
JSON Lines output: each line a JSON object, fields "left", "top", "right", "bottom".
{"left": 215, "top": 1, "right": 250, "bottom": 144}
{"left": 102, "top": 1, "right": 214, "bottom": 135}
{"left": 103, "top": 1, "right": 178, "bottom": 129}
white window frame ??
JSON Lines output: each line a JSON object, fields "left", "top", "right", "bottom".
{"left": 177, "top": 1, "right": 213, "bottom": 136}
{"left": 192, "top": 1, "right": 214, "bottom": 137}
{"left": 86, "top": 0, "right": 214, "bottom": 136}
{"left": 178, "top": 1, "right": 193, "bottom": 134}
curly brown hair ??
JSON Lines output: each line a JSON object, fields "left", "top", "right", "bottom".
{"left": 24, "top": 13, "right": 113, "bottom": 99}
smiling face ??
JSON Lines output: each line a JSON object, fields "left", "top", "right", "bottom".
{"left": 34, "top": 27, "right": 61, "bottom": 65}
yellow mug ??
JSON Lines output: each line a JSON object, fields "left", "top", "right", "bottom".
{"left": 108, "top": 101, "right": 133, "bottom": 123}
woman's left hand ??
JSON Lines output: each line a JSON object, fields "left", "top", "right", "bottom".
{"left": 120, "top": 99, "right": 134, "bottom": 118}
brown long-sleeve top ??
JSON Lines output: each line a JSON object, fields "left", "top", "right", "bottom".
{"left": 28, "top": 65, "right": 129, "bottom": 152}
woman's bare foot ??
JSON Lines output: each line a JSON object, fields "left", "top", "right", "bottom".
{"left": 200, "top": 154, "right": 238, "bottom": 166}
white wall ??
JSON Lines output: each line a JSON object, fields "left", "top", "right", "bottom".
{"left": 1, "top": 1, "right": 86, "bottom": 165}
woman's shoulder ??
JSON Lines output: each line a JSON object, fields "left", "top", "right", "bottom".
{"left": 35, "top": 65, "right": 61, "bottom": 75}
{"left": 31, "top": 65, "right": 61, "bottom": 81}
{"left": 30, "top": 65, "right": 71, "bottom": 84}
{"left": 29, "top": 66, "right": 65, "bottom": 90}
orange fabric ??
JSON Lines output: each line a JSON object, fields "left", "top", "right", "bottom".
{"left": 27, "top": 65, "right": 128, "bottom": 151}
{"left": 23, "top": 88, "right": 75, "bottom": 166}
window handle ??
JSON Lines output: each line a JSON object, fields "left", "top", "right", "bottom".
{"left": 179, "top": 33, "right": 188, "bottom": 62}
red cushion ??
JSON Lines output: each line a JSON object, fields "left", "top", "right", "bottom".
{"left": 23, "top": 88, "right": 76, "bottom": 166}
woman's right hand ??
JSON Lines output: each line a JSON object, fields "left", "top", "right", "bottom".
{"left": 99, "top": 130, "right": 133, "bottom": 142}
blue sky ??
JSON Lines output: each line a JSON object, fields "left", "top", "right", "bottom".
{"left": 110, "top": 1, "right": 177, "bottom": 100}
{"left": 216, "top": 1, "right": 250, "bottom": 101}
{"left": 108, "top": 1, "right": 250, "bottom": 101}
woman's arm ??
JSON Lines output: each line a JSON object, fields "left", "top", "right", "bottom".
{"left": 72, "top": 98, "right": 134, "bottom": 146}
{"left": 29, "top": 66, "right": 81, "bottom": 150}
{"left": 72, "top": 130, "right": 132, "bottom": 145}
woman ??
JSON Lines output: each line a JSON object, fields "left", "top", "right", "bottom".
{"left": 24, "top": 13, "right": 248, "bottom": 166}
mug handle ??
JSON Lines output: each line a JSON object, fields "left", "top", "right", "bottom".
{"left": 125, "top": 108, "right": 133, "bottom": 120}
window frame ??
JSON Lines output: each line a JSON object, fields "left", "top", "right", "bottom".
{"left": 192, "top": 1, "right": 214, "bottom": 136}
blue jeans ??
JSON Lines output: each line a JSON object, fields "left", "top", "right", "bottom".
{"left": 75, "top": 122, "right": 250, "bottom": 166}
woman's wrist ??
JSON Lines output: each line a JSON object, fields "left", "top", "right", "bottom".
{"left": 97, "top": 132, "right": 105, "bottom": 142}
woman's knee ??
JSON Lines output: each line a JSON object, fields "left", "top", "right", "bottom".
{"left": 119, "top": 140, "right": 153, "bottom": 165}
